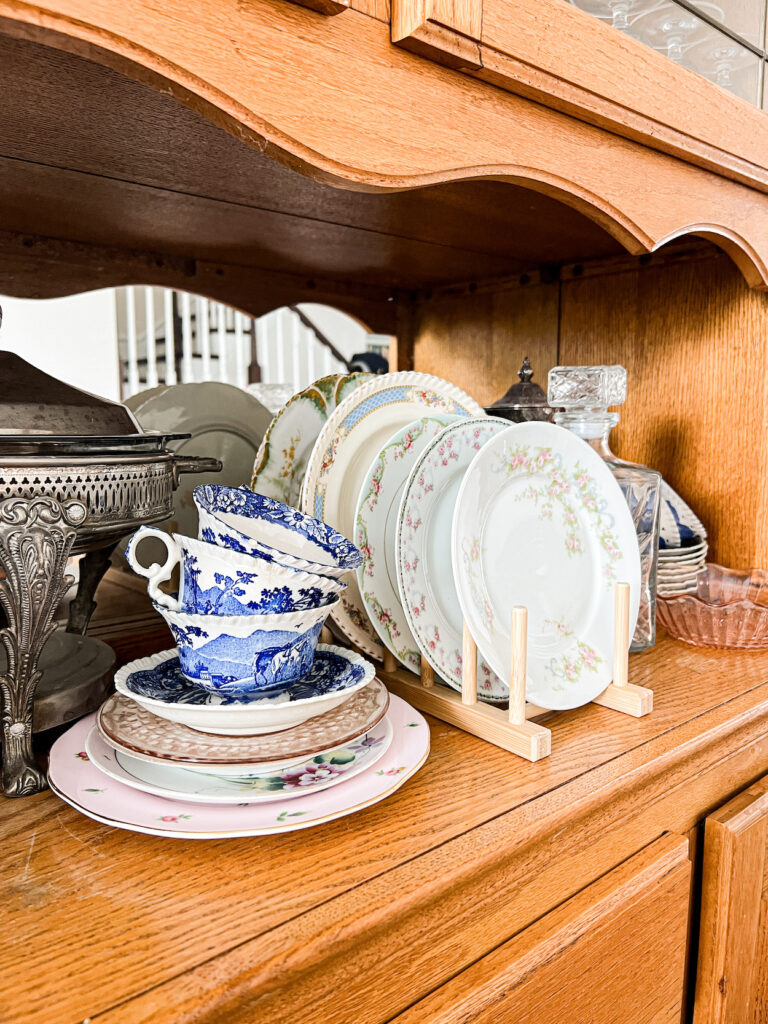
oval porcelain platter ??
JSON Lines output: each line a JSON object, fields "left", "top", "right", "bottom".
{"left": 48, "top": 696, "right": 429, "bottom": 839}
{"left": 301, "top": 373, "right": 484, "bottom": 658}
{"left": 355, "top": 415, "right": 458, "bottom": 672}
{"left": 251, "top": 373, "right": 371, "bottom": 507}
{"left": 452, "top": 422, "right": 640, "bottom": 711}
{"left": 397, "top": 417, "right": 511, "bottom": 700}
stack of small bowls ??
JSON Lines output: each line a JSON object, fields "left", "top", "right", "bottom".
{"left": 657, "top": 483, "right": 708, "bottom": 598}
{"left": 126, "top": 485, "right": 362, "bottom": 696}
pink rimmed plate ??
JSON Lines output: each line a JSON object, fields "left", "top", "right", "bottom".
{"left": 396, "top": 417, "right": 510, "bottom": 700}
{"left": 47, "top": 695, "right": 429, "bottom": 838}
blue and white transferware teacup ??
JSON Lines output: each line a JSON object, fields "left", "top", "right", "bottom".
{"left": 125, "top": 527, "right": 345, "bottom": 615}
{"left": 194, "top": 485, "right": 362, "bottom": 580}
{"left": 154, "top": 597, "right": 338, "bottom": 696}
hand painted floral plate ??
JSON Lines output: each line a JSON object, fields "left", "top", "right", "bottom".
{"left": 115, "top": 645, "right": 374, "bottom": 735}
{"left": 452, "top": 422, "right": 640, "bottom": 711}
{"left": 302, "top": 372, "right": 484, "bottom": 657}
{"left": 99, "top": 678, "right": 389, "bottom": 770}
{"left": 355, "top": 415, "right": 458, "bottom": 672}
{"left": 48, "top": 696, "right": 429, "bottom": 838}
{"left": 396, "top": 417, "right": 510, "bottom": 699}
{"left": 84, "top": 716, "right": 392, "bottom": 803}
{"left": 251, "top": 373, "right": 372, "bottom": 506}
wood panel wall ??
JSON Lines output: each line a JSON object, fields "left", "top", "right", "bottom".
{"left": 411, "top": 249, "right": 768, "bottom": 569}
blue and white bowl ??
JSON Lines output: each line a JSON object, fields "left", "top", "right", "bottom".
{"left": 194, "top": 485, "right": 362, "bottom": 580}
{"left": 125, "top": 527, "right": 344, "bottom": 616}
{"left": 154, "top": 598, "right": 337, "bottom": 696}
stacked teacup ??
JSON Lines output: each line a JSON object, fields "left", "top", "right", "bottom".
{"left": 126, "top": 484, "right": 361, "bottom": 697}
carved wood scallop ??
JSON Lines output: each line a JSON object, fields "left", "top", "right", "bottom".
{"left": 1, "top": 0, "right": 768, "bottom": 287}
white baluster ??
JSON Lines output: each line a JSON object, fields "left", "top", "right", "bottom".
{"left": 234, "top": 311, "right": 247, "bottom": 388}
{"left": 181, "top": 292, "right": 193, "bottom": 383}
{"left": 217, "top": 303, "right": 229, "bottom": 383}
{"left": 275, "top": 310, "right": 287, "bottom": 385}
{"left": 125, "top": 286, "right": 140, "bottom": 397}
{"left": 144, "top": 287, "right": 158, "bottom": 388}
{"left": 163, "top": 289, "right": 177, "bottom": 385}
{"left": 198, "top": 296, "right": 211, "bottom": 380}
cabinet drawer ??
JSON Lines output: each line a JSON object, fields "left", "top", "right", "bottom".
{"left": 391, "top": 834, "right": 691, "bottom": 1024}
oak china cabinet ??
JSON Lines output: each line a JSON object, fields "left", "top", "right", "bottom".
{"left": 5, "top": 0, "right": 768, "bottom": 1021}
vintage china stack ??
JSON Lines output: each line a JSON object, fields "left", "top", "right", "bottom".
{"left": 657, "top": 482, "right": 708, "bottom": 597}
{"left": 49, "top": 482, "right": 429, "bottom": 837}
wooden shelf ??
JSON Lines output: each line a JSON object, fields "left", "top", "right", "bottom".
{"left": 5, "top": 626, "right": 768, "bottom": 1022}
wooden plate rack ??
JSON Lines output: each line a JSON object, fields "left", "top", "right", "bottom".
{"left": 378, "top": 582, "right": 653, "bottom": 762}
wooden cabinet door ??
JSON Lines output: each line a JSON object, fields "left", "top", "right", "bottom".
{"left": 694, "top": 776, "right": 768, "bottom": 1024}
{"left": 390, "top": 834, "right": 691, "bottom": 1024}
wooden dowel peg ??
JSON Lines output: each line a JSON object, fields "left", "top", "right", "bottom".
{"left": 420, "top": 657, "right": 435, "bottom": 688}
{"left": 383, "top": 650, "right": 398, "bottom": 674}
{"left": 462, "top": 621, "right": 478, "bottom": 705}
{"left": 509, "top": 606, "right": 528, "bottom": 725}
{"left": 613, "top": 582, "right": 630, "bottom": 689}
{"left": 320, "top": 625, "right": 334, "bottom": 645}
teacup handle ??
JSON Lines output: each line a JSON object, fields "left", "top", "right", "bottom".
{"left": 125, "top": 527, "right": 180, "bottom": 609}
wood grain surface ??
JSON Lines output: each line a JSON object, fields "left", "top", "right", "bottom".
{"left": 694, "top": 775, "right": 768, "bottom": 1023}
{"left": 391, "top": 835, "right": 691, "bottom": 1024}
{"left": 5, "top": 631, "right": 768, "bottom": 1023}
{"left": 1, "top": 0, "right": 768, "bottom": 287}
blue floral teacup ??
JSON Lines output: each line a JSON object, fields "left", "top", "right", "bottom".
{"left": 154, "top": 598, "right": 338, "bottom": 695}
{"left": 126, "top": 527, "right": 345, "bottom": 616}
{"left": 194, "top": 485, "right": 362, "bottom": 580}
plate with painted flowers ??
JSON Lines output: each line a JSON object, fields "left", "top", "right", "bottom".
{"left": 302, "top": 372, "right": 484, "bottom": 658}
{"left": 84, "top": 715, "right": 393, "bottom": 804}
{"left": 355, "top": 415, "right": 458, "bottom": 672}
{"left": 251, "top": 373, "right": 372, "bottom": 507}
{"left": 47, "top": 695, "right": 429, "bottom": 838}
{"left": 452, "top": 421, "right": 640, "bottom": 711}
{"left": 396, "top": 417, "right": 511, "bottom": 699}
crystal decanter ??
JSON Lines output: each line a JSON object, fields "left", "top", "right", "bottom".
{"left": 547, "top": 364, "right": 661, "bottom": 651}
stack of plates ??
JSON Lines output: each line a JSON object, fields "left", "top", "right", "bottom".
{"left": 256, "top": 372, "right": 644, "bottom": 712}
{"left": 658, "top": 482, "right": 708, "bottom": 597}
{"left": 658, "top": 540, "right": 708, "bottom": 597}
{"left": 47, "top": 648, "right": 429, "bottom": 838}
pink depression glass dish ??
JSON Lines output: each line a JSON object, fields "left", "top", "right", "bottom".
{"left": 657, "top": 563, "right": 768, "bottom": 649}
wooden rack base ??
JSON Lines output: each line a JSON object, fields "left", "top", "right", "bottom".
{"left": 381, "top": 582, "right": 653, "bottom": 762}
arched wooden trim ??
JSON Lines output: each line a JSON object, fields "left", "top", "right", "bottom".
{"left": 654, "top": 226, "right": 768, "bottom": 292}
{"left": 1, "top": 1, "right": 768, "bottom": 290}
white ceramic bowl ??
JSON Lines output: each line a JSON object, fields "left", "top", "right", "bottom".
{"left": 114, "top": 646, "right": 376, "bottom": 734}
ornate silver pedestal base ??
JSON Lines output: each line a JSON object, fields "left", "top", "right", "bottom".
{"left": 0, "top": 496, "right": 86, "bottom": 797}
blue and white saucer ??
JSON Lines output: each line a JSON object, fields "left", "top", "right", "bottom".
{"left": 114, "top": 645, "right": 377, "bottom": 736}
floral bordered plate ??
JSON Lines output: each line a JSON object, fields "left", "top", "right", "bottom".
{"left": 355, "top": 415, "right": 458, "bottom": 672}
{"left": 115, "top": 645, "right": 375, "bottom": 735}
{"left": 84, "top": 716, "right": 392, "bottom": 803}
{"left": 396, "top": 417, "right": 510, "bottom": 699}
{"left": 47, "top": 695, "right": 429, "bottom": 839}
{"left": 301, "top": 373, "right": 484, "bottom": 658}
{"left": 452, "top": 422, "right": 640, "bottom": 711}
{"left": 99, "top": 678, "right": 389, "bottom": 770}
{"left": 251, "top": 373, "right": 372, "bottom": 507}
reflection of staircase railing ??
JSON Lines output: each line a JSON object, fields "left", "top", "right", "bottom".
{"left": 118, "top": 287, "right": 348, "bottom": 400}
